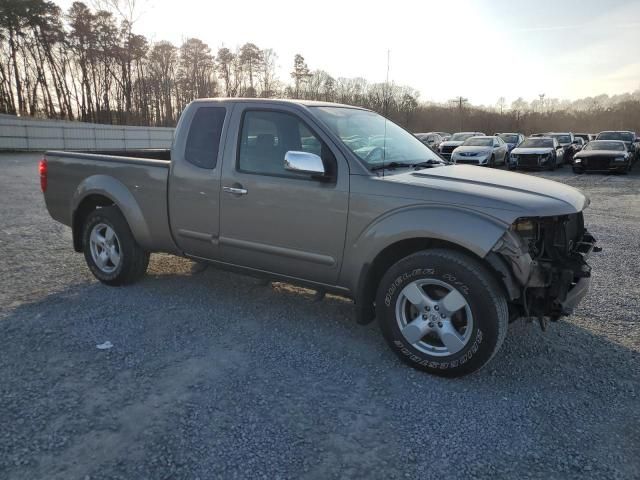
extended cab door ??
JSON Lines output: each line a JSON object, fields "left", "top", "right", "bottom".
{"left": 168, "top": 103, "right": 230, "bottom": 258}
{"left": 217, "top": 104, "right": 349, "bottom": 285}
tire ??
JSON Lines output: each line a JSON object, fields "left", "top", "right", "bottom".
{"left": 489, "top": 155, "right": 495, "bottom": 168}
{"left": 82, "top": 206, "right": 149, "bottom": 286}
{"left": 376, "top": 249, "right": 509, "bottom": 377}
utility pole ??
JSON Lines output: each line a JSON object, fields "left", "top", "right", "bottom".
{"left": 449, "top": 96, "right": 468, "bottom": 131}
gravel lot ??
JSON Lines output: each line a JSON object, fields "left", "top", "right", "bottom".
{"left": 1, "top": 152, "right": 639, "bottom": 480}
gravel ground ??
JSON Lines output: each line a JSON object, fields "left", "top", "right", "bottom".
{"left": 1, "top": 153, "right": 639, "bottom": 480}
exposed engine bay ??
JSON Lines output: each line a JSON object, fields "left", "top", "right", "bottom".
{"left": 490, "top": 212, "right": 599, "bottom": 330}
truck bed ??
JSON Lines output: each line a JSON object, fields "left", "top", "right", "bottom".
{"left": 43, "top": 149, "right": 176, "bottom": 253}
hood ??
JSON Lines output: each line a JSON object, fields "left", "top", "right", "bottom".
{"left": 511, "top": 147, "right": 554, "bottom": 155}
{"left": 377, "top": 165, "right": 589, "bottom": 222}
{"left": 575, "top": 150, "right": 628, "bottom": 158}
{"left": 440, "top": 140, "right": 465, "bottom": 148}
{"left": 452, "top": 146, "right": 492, "bottom": 155}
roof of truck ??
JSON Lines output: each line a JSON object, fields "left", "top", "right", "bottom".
{"left": 190, "top": 97, "right": 368, "bottom": 109}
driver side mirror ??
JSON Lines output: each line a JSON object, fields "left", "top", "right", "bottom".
{"left": 284, "top": 151, "right": 326, "bottom": 177}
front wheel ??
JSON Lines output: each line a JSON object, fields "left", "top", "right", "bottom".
{"left": 376, "top": 249, "right": 509, "bottom": 377}
{"left": 82, "top": 206, "right": 149, "bottom": 286}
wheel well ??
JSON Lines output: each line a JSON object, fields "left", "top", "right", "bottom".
{"left": 72, "top": 194, "right": 115, "bottom": 252}
{"left": 356, "top": 238, "right": 509, "bottom": 325}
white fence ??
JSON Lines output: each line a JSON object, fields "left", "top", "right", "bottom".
{"left": 0, "top": 114, "right": 174, "bottom": 151}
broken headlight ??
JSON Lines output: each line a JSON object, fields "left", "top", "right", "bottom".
{"left": 511, "top": 218, "right": 540, "bottom": 253}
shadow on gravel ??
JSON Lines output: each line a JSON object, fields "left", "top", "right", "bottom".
{"left": 1, "top": 263, "right": 638, "bottom": 479}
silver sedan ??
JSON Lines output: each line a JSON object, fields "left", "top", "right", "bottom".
{"left": 451, "top": 136, "right": 509, "bottom": 167}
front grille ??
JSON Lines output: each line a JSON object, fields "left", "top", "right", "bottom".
{"left": 583, "top": 156, "right": 611, "bottom": 170}
{"left": 517, "top": 154, "right": 540, "bottom": 167}
{"left": 456, "top": 159, "right": 478, "bottom": 165}
{"left": 441, "top": 145, "right": 456, "bottom": 154}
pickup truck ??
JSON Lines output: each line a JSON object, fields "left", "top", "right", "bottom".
{"left": 41, "top": 98, "right": 598, "bottom": 377}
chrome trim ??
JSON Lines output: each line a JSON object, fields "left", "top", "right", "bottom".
{"left": 284, "top": 150, "right": 325, "bottom": 175}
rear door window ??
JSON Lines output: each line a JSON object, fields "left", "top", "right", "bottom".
{"left": 184, "top": 107, "right": 226, "bottom": 169}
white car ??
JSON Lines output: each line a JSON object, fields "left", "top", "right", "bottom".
{"left": 451, "top": 136, "right": 508, "bottom": 167}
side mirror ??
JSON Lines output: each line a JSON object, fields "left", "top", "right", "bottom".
{"left": 284, "top": 151, "right": 325, "bottom": 176}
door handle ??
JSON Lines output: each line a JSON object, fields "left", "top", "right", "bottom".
{"left": 223, "top": 186, "right": 248, "bottom": 195}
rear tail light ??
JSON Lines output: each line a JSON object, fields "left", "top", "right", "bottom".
{"left": 39, "top": 158, "right": 47, "bottom": 192}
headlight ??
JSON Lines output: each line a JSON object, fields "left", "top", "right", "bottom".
{"left": 511, "top": 154, "right": 518, "bottom": 162}
{"left": 574, "top": 158, "right": 582, "bottom": 163}
{"left": 511, "top": 218, "right": 538, "bottom": 243}
{"left": 614, "top": 157, "right": 626, "bottom": 162}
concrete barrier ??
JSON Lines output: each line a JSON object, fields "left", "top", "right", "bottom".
{"left": 0, "top": 114, "right": 174, "bottom": 151}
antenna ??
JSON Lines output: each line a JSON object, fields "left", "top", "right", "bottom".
{"left": 382, "top": 49, "right": 390, "bottom": 177}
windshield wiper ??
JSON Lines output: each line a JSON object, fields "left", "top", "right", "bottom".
{"left": 370, "top": 161, "right": 410, "bottom": 172}
{"left": 411, "top": 160, "right": 447, "bottom": 168}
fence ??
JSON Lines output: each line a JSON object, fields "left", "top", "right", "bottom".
{"left": 0, "top": 114, "right": 174, "bottom": 151}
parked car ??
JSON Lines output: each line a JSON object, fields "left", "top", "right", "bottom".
{"left": 545, "top": 132, "right": 578, "bottom": 164}
{"left": 40, "top": 98, "right": 597, "bottom": 377}
{"left": 438, "top": 132, "right": 485, "bottom": 160}
{"left": 573, "top": 137, "right": 585, "bottom": 151}
{"left": 435, "top": 131, "right": 452, "bottom": 141}
{"left": 574, "top": 133, "right": 595, "bottom": 143}
{"left": 595, "top": 131, "right": 639, "bottom": 161}
{"left": 573, "top": 140, "right": 633, "bottom": 174}
{"left": 451, "top": 136, "right": 508, "bottom": 167}
{"left": 415, "top": 132, "right": 444, "bottom": 150}
{"left": 495, "top": 132, "right": 525, "bottom": 159}
{"left": 510, "top": 137, "right": 563, "bottom": 170}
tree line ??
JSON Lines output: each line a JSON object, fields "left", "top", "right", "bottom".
{"left": 2, "top": 0, "right": 639, "bottom": 134}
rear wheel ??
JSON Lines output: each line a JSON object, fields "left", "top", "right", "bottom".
{"left": 376, "top": 249, "right": 509, "bottom": 377}
{"left": 82, "top": 206, "right": 149, "bottom": 286}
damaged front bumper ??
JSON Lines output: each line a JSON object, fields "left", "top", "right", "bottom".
{"left": 490, "top": 220, "right": 599, "bottom": 321}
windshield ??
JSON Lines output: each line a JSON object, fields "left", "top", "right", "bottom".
{"left": 549, "top": 134, "right": 571, "bottom": 144}
{"left": 498, "top": 134, "right": 519, "bottom": 143}
{"left": 584, "top": 141, "right": 626, "bottom": 151}
{"left": 312, "top": 107, "right": 443, "bottom": 167}
{"left": 463, "top": 138, "right": 493, "bottom": 147}
{"left": 450, "top": 133, "right": 476, "bottom": 141}
{"left": 597, "top": 131, "right": 634, "bottom": 142}
{"left": 520, "top": 138, "right": 553, "bottom": 148}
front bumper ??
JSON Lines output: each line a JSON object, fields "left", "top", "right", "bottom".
{"left": 560, "top": 276, "right": 591, "bottom": 314}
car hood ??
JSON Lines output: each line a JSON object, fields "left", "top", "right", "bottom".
{"left": 575, "top": 150, "right": 627, "bottom": 158}
{"left": 378, "top": 165, "right": 589, "bottom": 222}
{"left": 452, "top": 146, "right": 492, "bottom": 154}
{"left": 440, "top": 140, "right": 465, "bottom": 148}
{"left": 511, "top": 147, "right": 554, "bottom": 155}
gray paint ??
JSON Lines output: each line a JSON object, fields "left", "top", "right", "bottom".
{"left": 43, "top": 98, "right": 590, "bottom": 299}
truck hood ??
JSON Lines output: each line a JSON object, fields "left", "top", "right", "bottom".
{"left": 511, "top": 147, "right": 554, "bottom": 155}
{"left": 378, "top": 165, "right": 589, "bottom": 221}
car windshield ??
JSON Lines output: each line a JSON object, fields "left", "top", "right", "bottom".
{"left": 312, "top": 107, "right": 443, "bottom": 168}
{"left": 463, "top": 138, "right": 493, "bottom": 146}
{"left": 450, "top": 133, "right": 476, "bottom": 141}
{"left": 549, "top": 134, "right": 571, "bottom": 143}
{"left": 498, "top": 134, "right": 518, "bottom": 143}
{"left": 520, "top": 138, "right": 553, "bottom": 148}
{"left": 584, "top": 141, "right": 626, "bottom": 151}
{"left": 597, "top": 132, "right": 634, "bottom": 142}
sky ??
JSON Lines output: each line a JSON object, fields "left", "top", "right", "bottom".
{"left": 57, "top": 0, "right": 640, "bottom": 106}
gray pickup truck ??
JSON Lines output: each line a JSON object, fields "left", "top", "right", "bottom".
{"left": 41, "top": 98, "right": 598, "bottom": 377}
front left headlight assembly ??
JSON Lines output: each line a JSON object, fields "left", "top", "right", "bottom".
{"left": 614, "top": 157, "right": 626, "bottom": 162}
